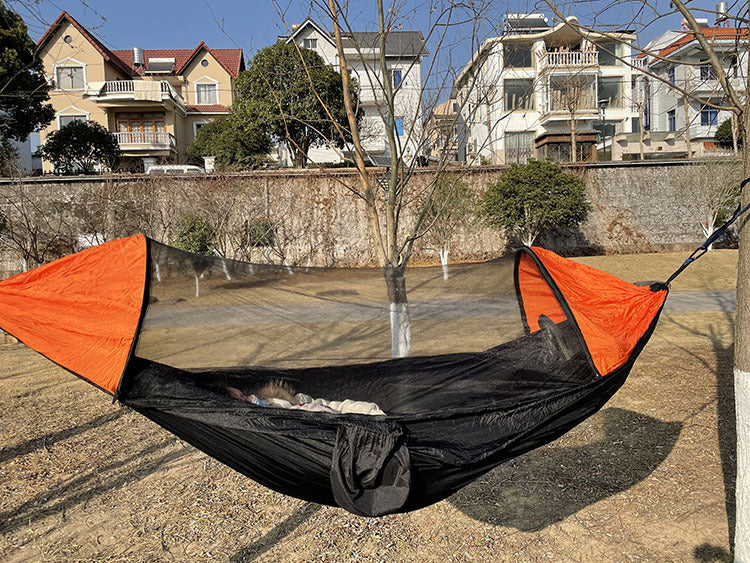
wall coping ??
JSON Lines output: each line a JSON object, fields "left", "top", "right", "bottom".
{"left": 0, "top": 159, "right": 732, "bottom": 185}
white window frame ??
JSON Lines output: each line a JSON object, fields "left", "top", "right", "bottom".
{"left": 303, "top": 38, "right": 318, "bottom": 50}
{"left": 194, "top": 76, "right": 220, "bottom": 105}
{"left": 55, "top": 105, "right": 90, "bottom": 130}
{"left": 193, "top": 121, "right": 210, "bottom": 137}
{"left": 53, "top": 57, "right": 87, "bottom": 91}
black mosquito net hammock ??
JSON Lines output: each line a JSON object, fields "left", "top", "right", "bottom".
{"left": 1, "top": 194, "right": 746, "bottom": 517}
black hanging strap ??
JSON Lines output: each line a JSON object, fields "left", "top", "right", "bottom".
{"left": 661, "top": 176, "right": 750, "bottom": 288}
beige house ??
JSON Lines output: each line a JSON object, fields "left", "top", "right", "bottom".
{"left": 36, "top": 11, "right": 244, "bottom": 172}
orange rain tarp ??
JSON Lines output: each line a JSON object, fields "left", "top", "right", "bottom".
{"left": 517, "top": 247, "right": 668, "bottom": 376}
{"left": 0, "top": 234, "right": 147, "bottom": 394}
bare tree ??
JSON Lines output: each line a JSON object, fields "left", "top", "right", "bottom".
{"left": 676, "top": 158, "right": 743, "bottom": 249}
{"left": 0, "top": 180, "right": 76, "bottom": 270}
{"left": 541, "top": 0, "right": 750, "bottom": 555}
{"left": 270, "top": 0, "right": 505, "bottom": 357}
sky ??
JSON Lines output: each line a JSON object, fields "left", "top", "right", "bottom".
{"left": 15, "top": 0, "right": 727, "bottom": 57}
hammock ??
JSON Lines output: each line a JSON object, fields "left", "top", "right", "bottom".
{"left": 0, "top": 234, "right": 668, "bottom": 517}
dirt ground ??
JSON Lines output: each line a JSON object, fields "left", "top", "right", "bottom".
{"left": 0, "top": 250, "right": 740, "bottom": 562}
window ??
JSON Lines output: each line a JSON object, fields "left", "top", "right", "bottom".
{"left": 593, "top": 119, "right": 621, "bottom": 138}
{"left": 59, "top": 114, "right": 86, "bottom": 128}
{"left": 700, "top": 65, "right": 717, "bottom": 80}
{"left": 201, "top": 59, "right": 209, "bottom": 67}
{"left": 668, "top": 66, "right": 675, "bottom": 85}
{"left": 504, "top": 79, "right": 534, "bottom": 110}
{"left": 504, "top": 43, "right": 532, "bottom": 68}
{"left": 391, "top": 69, "right": 402, "bottom": 89}
{"left": 193, "top": 122, "right": 209, "bottom": 136}
{"left": 56, "top": 66, "right": 84, "bottom": 90}
{"left": 394, "top": 117, "right": 404, "bottom": 136}
{"left": 595, "top": 42, "right": 621, "bottom": 66}
{"left": 598, "top": 77, "right": 622, "bottom": 108}
{"left": 196, "top": 83, "right": 218, "bottom": 105}
{"left": 701, "top": 107, "right": 719, "bottom": 126}
{"left": 632, "top": 117, "right": 640, "bottom": 133}
{"left": 303, "top": 38, "right": 317, "bottom": 49}
{"left": 505, "top": 131, "right": 535, "bottom": 164}
{"left": 667, "top": 109, "right": 676, "bottom": 132}
{"left": 549, "top": 75, "right": 596, "bottom": 111}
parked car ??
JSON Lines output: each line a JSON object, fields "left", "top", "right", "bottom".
{"left": 146, "top": 164, "right": 205, "bottom": 175}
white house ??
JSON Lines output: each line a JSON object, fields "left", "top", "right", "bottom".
{"left": 614, "top": 22, "right": 748, "bottom": 160}
{"left": 278, "top": 18, "right": 427, "bottom": 166}
{"left": 453, "top": 14, "right": 640, "bottom": 164}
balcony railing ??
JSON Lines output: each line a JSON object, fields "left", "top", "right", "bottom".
{"left": 95, "top": 80, "right": 185, "bottom": 109}
{"left": 115, "top": 131, "right": 176, "bottom": 149}
{"left": 539, "top": 50, "right": 598, "bottom": 70}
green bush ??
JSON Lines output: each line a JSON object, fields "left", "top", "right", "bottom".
{"left": 172, "top": 214, "right": 215, "bottom": 255}
{"left": 479, "top": 160, "right": 589, "bottom": 246}
{"left": 715, "top": 118, "right": 740, "bottom": 147}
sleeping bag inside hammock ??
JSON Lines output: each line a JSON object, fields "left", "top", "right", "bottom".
{"left": 0, "top": 234, "right": 668, "bottom": 517}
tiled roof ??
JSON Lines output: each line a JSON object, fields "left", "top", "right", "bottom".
{"left": 642, "top": 27, "right": 748, "bottom": 60}
{"left": 185, "top": 104, "right": 230, "bottom": 113}
{"left": 111, "top": 45, "right": 244, "bottom": 78}
{"left": 342, "top": 31, "right": 428, "bottom": 57}
{"left": 37, "top": 12, "right": 132, "bottom": 76}
{"left": 38, "top": 11, "right": 244, "bottom": 78}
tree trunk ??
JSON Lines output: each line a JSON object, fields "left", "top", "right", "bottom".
{"left": 220, "top": 258, "right": 232, "bottom": 280}
{"left": 194, "top": 273, "right": 200, "bottom": 298}
{"left": 384, "top": 267, "right": 411, "bottom": 358}
{"left": 439, "top": 247, "right": 449, "bottom": 280}
{"left": 153, "top": 260, "right": 161, "bottom": 282}
{"left": 638, "top": 104, "right": 645, "bottom": 161}
{"left": 701, "top": 218, "right": 715, "bottom": 251}
{"left": 570, "top": 117, "right": 577, "bottom": 163}
{"left": 734, "top": 112, "right": 750, "bottom": 561}
{"left": 732, "top": 113, "right": 740, "bottom": 154}
{"left": 683, "top": 95, "right": 692, "bottom": 159}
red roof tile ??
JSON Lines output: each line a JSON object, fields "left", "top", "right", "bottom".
{"left": 37, "top": 12, "right": 132, "bottom": 76}
{"left": 38, "top": 12, "right": 244, "bottom": 79}
{"left": 185, "top": 104, "right": 230, "bottom": 113}
{"left": 646, "top": 27, "right": 748, "bottom": 61}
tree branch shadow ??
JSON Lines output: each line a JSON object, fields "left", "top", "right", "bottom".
{"left": 448, "top": 407, "right": 681, "bottom": 531}
{"left": 229, "top": 502, "right": 321, "bottom": 562}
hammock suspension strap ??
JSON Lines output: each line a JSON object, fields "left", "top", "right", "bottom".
{"left": 662, "top": 176, "right": 750, "bottom": 288}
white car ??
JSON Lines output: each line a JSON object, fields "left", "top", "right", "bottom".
{"left": 145, "top": 164, "right": 205, "bottom": 175}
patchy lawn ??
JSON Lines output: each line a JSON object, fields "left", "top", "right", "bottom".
{"left": 0, "top": 250, "right": 739, "bottom": 561}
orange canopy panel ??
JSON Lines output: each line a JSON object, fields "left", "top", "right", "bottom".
{"left": 517, "top": 247, "right": 667, "bottom": 376}
{"left": 0, "top": 234, "right": 147, "bottom": 394}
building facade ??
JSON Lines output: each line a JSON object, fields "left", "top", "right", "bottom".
{"left": 612, "top": 24, "right": 747, "bottom": 160}
{"left": 453, "top": 14, "right": 640, "bottom": 165}
{"left": 36, "top": 11, "right": 244, "bottom": 172}
{"left": 279, "top": 18, "right": 426, "bottom": 166}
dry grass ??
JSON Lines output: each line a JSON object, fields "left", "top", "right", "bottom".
{"left": 0, "top": 249, "right": 740, "bottom": 562}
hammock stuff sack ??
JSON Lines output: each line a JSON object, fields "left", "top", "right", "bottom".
{"left": 0, "top": 234, "right": 668, "bottom": 517}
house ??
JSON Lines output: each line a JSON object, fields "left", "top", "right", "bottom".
{"left": 36, "top": 11, "right": 244, "bottom": 172}
{"left": 424, "top": 99, "right": 460, "bottom": 163}
{"left": 612, "top": 22, "right": 747, "bottom": 160}
{"left": 453, "top": 14, "right": 640, "bottom": 164}
{"left": 278, "top": 18, "right": 426, "bottom": 166}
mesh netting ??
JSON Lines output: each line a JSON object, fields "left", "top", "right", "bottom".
{"left": 131, "top": 241, "right": 590, "bottom": 416}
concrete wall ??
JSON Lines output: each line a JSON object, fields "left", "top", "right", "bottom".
{"left": 0, "top": 161, "right": 717, "bottom": 272}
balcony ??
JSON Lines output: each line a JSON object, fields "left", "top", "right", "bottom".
{"left": 115, "top": 131, "right": 176, "bottom": 152}
{"left": 539, "top": 50, "right": 598, "bottom": 71}
{"left": 90, "top": 81, "right": 186, "bottom": 111}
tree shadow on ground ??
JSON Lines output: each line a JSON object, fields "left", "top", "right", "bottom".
{"left": 665, "top": 312, "right": 736, "bottom": 549}
{"left": 229, "top": 502, "right": 321, "bottom": 562}
{"left": 0, "top": 436, "right": 182, "bottom": 535}
{"left": 0, "top": 408, "right": 128, "bottom": 464}
{"left": 449, "top": 407, "right": 681, "bottom": 531}
{"left": 693, "top": 543, "right": 732, "bottom": 562}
